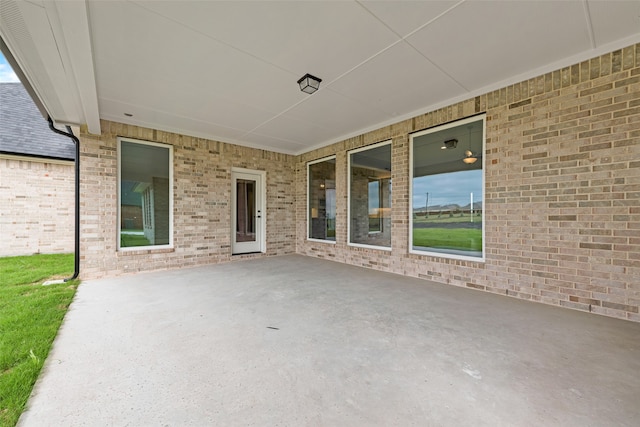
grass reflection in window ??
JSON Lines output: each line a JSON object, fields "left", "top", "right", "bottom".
{"left": 411, "top": 116, "right": 484, "bottom": 259}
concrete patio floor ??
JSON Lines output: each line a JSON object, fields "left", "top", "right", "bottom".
{"left": 19, "top": 255, "right": 640, "bottom": 426}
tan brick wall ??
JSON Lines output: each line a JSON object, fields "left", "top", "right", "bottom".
{"left": 0, "top": 156, "right": 74, "bottom": 256}
{"left": 77, "top": 45, "right": 638, "bottom": 322}
{"left": 78, "top": 121, "right": 295, "bottom": 279}
{"left": 296, "top": 44, "right": 640, "bottom": 322}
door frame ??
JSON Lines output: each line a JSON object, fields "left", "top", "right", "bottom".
{"left": 231, "top": 167, "right": 266, "bottom": 254}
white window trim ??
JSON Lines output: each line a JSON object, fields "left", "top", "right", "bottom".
{"left": 408, "top": 115, "right": 486, "bottom": 262}
{"left": 347, "top": 140, "right": 392, "bottom": 251}
{"left": 117, "top": 137, "right": 174, "bottom": 251}
{"left": 307, "top": 155, "right": 337, "bottom": 244}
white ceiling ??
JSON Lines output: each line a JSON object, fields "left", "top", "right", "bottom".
{"left": 1, "top": 0, "right": 639, "bottom": 155}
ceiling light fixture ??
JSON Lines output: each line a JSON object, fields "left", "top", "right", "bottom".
{"left": 463, "top": 150, "right": 478, "bottom": 164}
{"left": 441, "top": 139, "right": 457, "bottom": 150}
{"left": 297, "top": 73, "right": 322, "bottom": 94}
{"left": 462, "top": 125, "right": 478, "bottom": 163}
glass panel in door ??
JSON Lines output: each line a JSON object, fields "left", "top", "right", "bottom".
{"left": 236, "top": 179, "right": 256, "bottom": 243}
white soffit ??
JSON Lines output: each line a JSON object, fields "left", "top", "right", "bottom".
{"left": 326, "top": 42, "right": 466, "bottom": 117}
{"left": 406, "top": 1, "right": 592, "bottom": 90}
{"left": 359, "top": 0, "right": 462, "bottom": 38}
{"left": 0, "top": 0, "right": 100, "bottom": 133}
{"left": 42, "top": 0, "right": 100, "bottom": 134}
{"left": 1, "top": 0, "right": 639, "bottom": 154}
{"left": 588, "top": 1, "right": 640, "bottom": 46}
{"left": 284, "top": 88, "right": 393, "bottom": 137}
{"left": 131, "top": 0, "right": 401, "bottom": 83}
{"left": 240, "top": 132, "right": 308, "bottom": 154}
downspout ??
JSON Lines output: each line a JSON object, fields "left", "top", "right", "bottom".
{"left": 47, "top": 117, "right": 80, "bottom": 282}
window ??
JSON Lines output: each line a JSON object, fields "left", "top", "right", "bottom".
{"left": 308, "top": 157, "right": 336, "bottom": 242}
{"left": 348, "top": 141, "right": 392, "bottom": 249}
{"left": 118, "top": 138, "right": 173, "bottom": 249}
{"left": 410, "top": 116, "right": 484, "bottom": 260}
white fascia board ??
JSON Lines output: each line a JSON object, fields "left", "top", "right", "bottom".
{"left": 0, "top": 0, "right": 72, "bottom": 122}
{"left": 44, "top": 0, "right": 101, "bottom": 135}
{"left": 0, "top": 0, "right": 99, "bottom": 133}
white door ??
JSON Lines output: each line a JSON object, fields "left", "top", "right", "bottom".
{"left": 231, "top": 169, "right": 265, "bottom": 254}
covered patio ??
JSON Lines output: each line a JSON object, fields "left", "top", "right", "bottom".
{"left": 1, "top": 1, "right": 639, "bottom": 319}
{"left": 19, "top": 255, "right": 640, "bottom": 426}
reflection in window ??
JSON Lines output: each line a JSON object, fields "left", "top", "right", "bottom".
{"left": 349, "top": 141, "right": 391, "bottom": 248}
{"left": 119, "top": 139, "right": 172, "bottom": 249}
{"left": 236, "top": 179, "right": 256, "bottom": 242}
{"left": 410, "top": 116, "right": 484, "bottom": 259}
{"left": 368, "top": 179, "right": 381, "bottom": 233}
{"left": 308, "top": 157, "right": 336, "bottom": 241}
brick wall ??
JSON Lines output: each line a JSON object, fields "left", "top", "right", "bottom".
{"left": 78, "top": 121, "right": 295, "bottom": 279}
{"left": 0, "top": 156, "right": 74, "bottom": 256}
{"left": 296, "top": 44, "right": 640, "bottom": 321}
{"left": 76, "top": 44, "right": 638, "bottom": 321}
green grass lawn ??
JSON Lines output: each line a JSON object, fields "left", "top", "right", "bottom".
{"left": 0, "top": 253, "right": 78, "bottom": 427}
{"left": 413, "top": 214, "right": 482, "bottom": 224}
{"left": 413, "top": 228, "right": 482, "bottom": 251}
{"left": 120, "top": 233, "right": 151, "bottom": 247}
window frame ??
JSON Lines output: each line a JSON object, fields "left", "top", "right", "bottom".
{"left": 409, "top": 115, "right": 486, "bottom": 262}
{"left": 347, "top": 140, "right": 392, "bottom": 251}
{"left": 307, "top": 155, "right": 337, "bottom": 244}
{"left": 117, "top": 137, "right": 174, "bottom": 252}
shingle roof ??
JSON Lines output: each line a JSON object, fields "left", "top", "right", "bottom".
{"left": 0, "top": 83, "right": 75, "bottom": 161}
